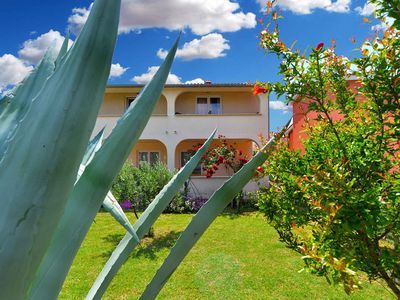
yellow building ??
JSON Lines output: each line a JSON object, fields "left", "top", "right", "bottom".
{"left": 94, "top": 83, "right": 269, "bottom": 197}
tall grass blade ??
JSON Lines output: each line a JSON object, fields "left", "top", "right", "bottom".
{"left": 139, "top": 137, "right": 277, "bottom": 299}
{"left": 86, "top": 129, "right": 216, "bottom": 300}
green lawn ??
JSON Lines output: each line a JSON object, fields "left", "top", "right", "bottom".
{"left": 60, "top": 212, "right": 393, "bottom": 299}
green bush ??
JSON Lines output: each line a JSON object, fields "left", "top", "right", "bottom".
{"left": 112, "top": 161, "right": 191, "bottom": 213}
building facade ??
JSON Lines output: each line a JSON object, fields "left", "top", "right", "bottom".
{"left": 93, "top": 83, "right": 269, "bottom": 197}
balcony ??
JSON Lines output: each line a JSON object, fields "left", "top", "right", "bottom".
{"left": 94, "top": 113, "right": 266, "bottom": 142}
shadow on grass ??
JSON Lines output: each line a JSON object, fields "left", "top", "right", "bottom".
{"left": 131, "top": 230, "right": 181, "bottom": 260}
{"left": 100, "top": 231, "right": 181, "bottom": 260}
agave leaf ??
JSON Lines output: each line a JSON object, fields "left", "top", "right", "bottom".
{"left": 28, "top": 36, "right": 179, "bottom": 300}
{"left": 139, "top": 137, "right": 277, "bottom": 300}
{"left": 86, "top": 129, "right": 216, "bottom": 300}
{"left": 55, "top": 32, "right": 70, "bottom": 69}
{"left": 80, "top": 127, "right": 138, "bottom": 239}
{"left": 102, "top": 192, "right": 139, "bottom": 239}
{"left": 0, "top": 45, "right": 57, "bottom": 161}
{"left": 81, "top": 127, "right": 105, "bottom": 167}
{"left": 0, "top": 0, "right": 121, "bottom": 298}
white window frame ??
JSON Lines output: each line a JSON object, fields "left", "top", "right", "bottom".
{"left": 195, "top": 95, "right": 222, "bottom": 115}
{"left": 137, "top": 151, "right": 160, "bottom": 165}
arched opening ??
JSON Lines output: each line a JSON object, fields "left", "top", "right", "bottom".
{"left": 153, "top": 95, "right": 167, "bottom": 115}
{"left": 175, "top": 138, "right": 257, "bottom": 176}
{"left": 127, "top": 139, "right": 167, "bottom": 166}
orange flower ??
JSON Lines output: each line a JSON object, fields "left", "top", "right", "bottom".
{"left": 253, "top": 85, "right": 268, "bottom": 96}
{"left": 316, "top": 42, "right": 324, "bottom": 51}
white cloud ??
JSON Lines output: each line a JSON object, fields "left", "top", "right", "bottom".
{"left": 185, "top": 78, "right": 205, "bottom": 84}
{"left": 355, "top": 3, "right": 376, "bottom": 16}
{"left": 371, "top": 17, "right": 394, "bottom": 31}
{"left": 157, "top": 33, "right": 230, "bottom": 61}
{"left": 132, "top": 66, "right": 182, "bottom": 84}
{"left": 270, "top": 100, "right": 290, "bottom": 113}
{"left": 325, "top": 0, "right": 351, "bottom": 13}
{"left": 0, "top": 30, "right": 72, "bottom": 92}
{"left": 257, "top": 0, "right": 351, "bottom": 14}
{"left": 68, "top": 0, "right": 256, "bottom": 36}
{"left": 109, "top": 63, "right": 128, "bottom": 79}
{"left": 0, "top": 54, "right": 33, "bottom": 92}
{"left": 68, "top": 5, "right": 92, "bottom": 36}
{"left": 18, "top": 30, "right": 72, "bottom": 65}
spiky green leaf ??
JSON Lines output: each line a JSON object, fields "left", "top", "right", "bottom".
{"left": 86, "top": 129, "right": 216, "bottom": 300}
{"left": 0, "top": 45, "right": 57, "bottom": 161}
{"left": 140, "top": 137, "right": 277, "bottom": 299}
{"left": 0, "top": 0, "right": 121, "bottom": 298}
{"left": 28, "top": 36, "right": 179, "bottom": 299}
{"left": 81, "top": 128, "right": 139, "bottom": 240}
{"left": 102, "top": 192, "right": 139, "bottom": 240}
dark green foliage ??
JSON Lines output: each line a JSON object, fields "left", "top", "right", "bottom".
{"left": 112, "top": 162, "right": 191, "bottom": 213}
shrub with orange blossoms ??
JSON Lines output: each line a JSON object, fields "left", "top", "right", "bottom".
{"left": 255, "top": 0, "right": 400, "bottom": 297}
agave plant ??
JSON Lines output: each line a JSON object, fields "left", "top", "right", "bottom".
{"left": 0, "top": 0, "right": 276, "bottom": 298}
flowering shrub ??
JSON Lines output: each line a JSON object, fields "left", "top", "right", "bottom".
{"left": 188, "top": 136, "right": 248, "bottom": 178}
{"left": 256, "top": 0, "right": 400, "bottom": 296}
{"left": 120, "top": 200, "right": 132, "bottom": 210}
{"left": 112, "top": 161, "right": 190, "bottom": 213}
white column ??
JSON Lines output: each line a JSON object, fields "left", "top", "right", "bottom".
{"left": 164, "top": 91, "right": 180, "bottom": 117}
{"left": 166, "top": 142, "right": 176, "bottom": 170}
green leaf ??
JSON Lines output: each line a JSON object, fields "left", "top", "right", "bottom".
{"left": 0, "top": 0, "right": 121, "bottom": 298}
{"left": 102, "top": 192, "right": 139, "bottom": 241}
{"left": 86, "top": 129, "right": 216, "bottom": 300}
{"left": 81, "top": 127, "right": 105, "bottom": 167}
{"left": 139, "top": 137, "right": 277, "bottom": 299}
{"left": 27, "top": 35, "right": 179, "bottom": 299}
{"left": 81, "top": 127, "right": 139, "bottom": 241}
{"left": 55, "top": 32, "right": 70, "bottom": 69}
{"left": 0, "top": 45, "right": 57, "bottom": 161}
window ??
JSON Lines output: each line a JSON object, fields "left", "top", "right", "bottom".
{"left": 126, "top": 95, "right": 137, "bottom": 110}
{"left": 138, "top": 151, "right": 160, "bottom": 165}
{"left": 196, "top": 96, "right": 221, "bottom": 114}
{"left": 181, "top": 152, "right": 201, "bottom": 175}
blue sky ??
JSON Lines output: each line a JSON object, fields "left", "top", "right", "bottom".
{"left": 0, "top": 0, "right": 382, "bottom": 130}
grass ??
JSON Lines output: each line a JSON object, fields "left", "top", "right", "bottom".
{"left": 60, "top": 212, "right": 394, "bottom": 299}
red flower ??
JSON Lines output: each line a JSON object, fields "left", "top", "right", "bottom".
{"left": 316, "top": 42, "right": 324, "bottom": 51}
{"left": 253, "top": 85, "right": 268, "bottom": 96}
{"left": 238, "top": 150, "right": 243, "bottom": 156}
{"left": 217, "top": 155, "right": 224, "bottom": 163}
{"left": 256, "top": 166, "right": 264, "bottom": 173}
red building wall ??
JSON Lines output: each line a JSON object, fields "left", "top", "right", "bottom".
{"left": 288, "top": 80, "right": 361, "bottom": 152}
